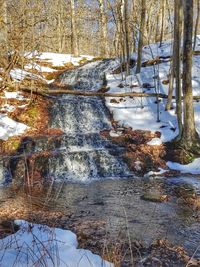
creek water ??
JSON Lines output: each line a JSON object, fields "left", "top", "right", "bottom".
{"left": 0, "top": 60, "right": 200, "bottom": 259}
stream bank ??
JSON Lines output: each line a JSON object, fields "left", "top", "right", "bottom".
{"left": 0, "top": 59, "right": 200, "bottom": 266}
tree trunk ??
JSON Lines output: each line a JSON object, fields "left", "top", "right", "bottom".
{"left": 124, "top": 0, "right": 130, "bottom": 75}
{"left": 70, "top": 0, "right": 79, "bottom": 56}
{"left": 57, "top": 0, "right": 63, "bottom": 53}
{"left": 174, "top": 0, "right": 183, "bottom": 139}
{"left": 181, "top": 0, "right": 199, "bottom": 149}
{"left": 159, "top": 0, "right": 166, "bottom": 47}
{"left": 193, "top": 0, "right": 200, "bottom": 50}
{"left": 1, "top": 0, "right": 8, "bottom": 59}
{"left": 165, "top": 62, "right": 174, "bottom": 111}
{"left": 98, "top": 0, "right": 109, "bottom": 57}
{"left": 135, "top": 0, "right": 146, "bottom": 74}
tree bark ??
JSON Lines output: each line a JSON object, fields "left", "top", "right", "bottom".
{"left": 70, "top": 0, "right": 79, "bottom": 56}
{"left": 16, "top": 85, "right": 200, "bottom": 100}
{"left": 159, "top": 0, "right": 166, "bottom": 47}
{"left": 98, "top": 0, "right": 109, "bottom": 57}
{"left": 136, "top": 0, "right": 146, "bottom": 74}
{"left": 124, "top": 0, "right": 130, "bottom": 75}
{"left": 174, "top": 0, "right": 183, "bottom": 139}
{"left": 181, "top": 0, "right": 199, "bottom": 149}
{"left": 193, "top": 0, "right": 200, "bottom": 50}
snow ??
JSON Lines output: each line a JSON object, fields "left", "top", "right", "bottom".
{"left": 10, "top": 68, "right": 47, "bottom": 83}
{"left": 106, "top": 76, "right": 179, "bottom": 143}
{"left": 104, "top": 37, "right": 200, "bottom": 175}
{"left": 144, "top": 168, "right": 167, "bottom": 178}
{"left": 26, "top": 52, "right": 94, "bottom": 67}
{"left": 0, "top": 104, "right": 15, "bottom": 112}
{"left": 106, "top": 38, "right": 200, "bottom": 144}
{"left": 25, "top": 63, "right": 55, "bottom": 73}
{"left": 109, "top": 130, "right": 122, "bottom": 137}
{"left": 0, "top": 114, "right": 28, "bottom": 140}
{"left": 0, "top": 220, "right": 113, "bottom": 267}
{"left": 167, "top": 159, "right": 200, "bottom": 174}
{"left": 147, "top": 138, "right": 163, "bottom": 146}
{"left": 3, "top": 91, "right": 24, "bottom": 100}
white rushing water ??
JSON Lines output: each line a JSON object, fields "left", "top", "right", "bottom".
{"left": 0, "top": 59, "right": 130, "bottom": 184}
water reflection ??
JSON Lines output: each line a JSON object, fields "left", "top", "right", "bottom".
{"left": 0, "top": 177, "right": 199, "bottom": 258}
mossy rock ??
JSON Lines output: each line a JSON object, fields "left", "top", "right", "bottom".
{"left": 2, "top": 137, "right": 21, "bottom": 152}
{"left": 27, "top": 106, "right": 38, "bottom": 117}
{"left": 141, "top": 192, "right": 168, "bottom": 203}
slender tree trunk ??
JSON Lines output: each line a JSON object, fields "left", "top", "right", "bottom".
{"left": 193, "top": 0, "right": 200, "bottom": 50}
{"left": 174, "top": 0, "right": 183, "bottom": 139}
{"left": 181, "top": 0, "right": 198, "bottom": 149}
{"left": 98, "top": 0, "right": 109, "bottom": 57}
{"left": 57, "top": 0, "right": 63, "bottom": 53}
{"left": 1, "top": 0, "right": 8, "bottom": 59}
{"left": 159, "top": 0, "right": 166, "bottom": 47}
{"left": 165, "top": 61, "right": 174, "bottom": 111}
{"left": 124, "top": 0, "right": 130, "bottom": 75}
{"left": 136, "top": 0, "right": 146, "bottom": 74}
{"left": 70, "top": 0, "right": 79, "bottom": 56}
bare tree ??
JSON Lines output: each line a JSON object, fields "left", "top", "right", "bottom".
{"left": 98, "top": 0, "right": 109, "bottom": 57}
{"left": 135, "top": 0, "right": 146, "bottom": 74}
{"left": 70, "top": 0, "right": 79, "bottom": 56}
{"left": 174, "top": 0, "right": 183, "bottom": 139}
{"left": 180, "top": 0, "right": 199, "bottom": 149}
{"left": 193, "top": 0, "right": 200, "bottom": 50}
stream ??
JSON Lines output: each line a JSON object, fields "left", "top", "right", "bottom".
{"left": 0, "top": 59, "right": 200, "bottom": 261}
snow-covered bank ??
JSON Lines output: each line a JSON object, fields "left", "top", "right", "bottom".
{"left": 0, "top": 53, "right": 96, "bottom": 142}
{"left": 0, "top": 114, "right": 28, "bottom": 141}
{"left": 106, "top": 38, "right": 200, "bottom": 144}
{"left": 104, "top": 38, "right": 200, "bottom": 175}
{"left": 0, "top": 91, "right": 28, "bottom": 141}
{"left": 0, "top": 220, "right": 113, "bottom": 267}
{"left": 167, "top": 159, "right": 200, "bottom": 175}
{"left": 26, "top": 52, "right": 94, "bottom": 67}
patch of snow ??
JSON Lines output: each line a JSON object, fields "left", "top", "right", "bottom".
{"left": 4, "top": 91, "right": 18, "bottom": 99}
{"left": 25, "top": 63, "right": 55, "bottom": 73}
{"left": 147, "top": 138, "right": 162, "bottom": 146}
{"left": 0, "top": 114, "right": 28, "bottom": 140}
{"left": 144, "top": 168, "right": 167, "bottom": 178}
{"left": 18, "top": 104, "right": 28, "bottom": 108}
{"left": 0, "top": 220, "right": 113, "bottom": 267}
{"left": 167, "top": 159, "right": 200, "bottom": 174}
{"left": 0, "top": 104, "right": 15, "bottom": 112}
{"left": 109, "top": 130, "right": 122, "bottom": 137}
{"left": 4, "top": 91, "right": 25, "bottom": 100}
{"left": 26, "top": 52, "right": 94, "bottom": 67}
{"left": 10, "top": 68, "right": 47, "bottom": 83}
{"left": 106, "top": 45, "right": 200, "bottom": 143}
{"left": 135, "top": 161, "right": 142, "bottom": 171}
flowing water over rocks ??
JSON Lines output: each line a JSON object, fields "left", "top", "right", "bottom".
{"left": 0, "top": 60, "right": 200, "bottom": 264}
{"left": 48, "top": 59, "right": 130, "bottom": 181}
{"left": 1, "top": 59, "right": 130, "bottom": 183}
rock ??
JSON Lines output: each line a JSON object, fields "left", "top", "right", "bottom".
{"left": 110, "top": 98, "right": 119, "bottom": 104}
{"left": 142, "top": 82, "right": 154, "bottom": 88}
{"left": 141, "top": 192, "right": 169, "bottom": 203}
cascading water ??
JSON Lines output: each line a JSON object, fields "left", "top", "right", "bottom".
{"left": 47, "top": 59, "right": 131, "bottom": 181}
{"left": 1, "top": 59, "right": 130, "bottom": 183}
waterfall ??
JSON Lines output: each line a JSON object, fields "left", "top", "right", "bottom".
{"left": 1, "top": 59, "right": 131, "bottom": 184}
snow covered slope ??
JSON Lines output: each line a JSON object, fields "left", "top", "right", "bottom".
{"left": 106, "top": 38, "right": 200, "bottom": 144}
{"left": 0, "top": 220, "right": 113, "bottom": 267}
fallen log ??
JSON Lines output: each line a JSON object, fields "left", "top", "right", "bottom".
{"left": 19, "top": 86, "right": 200, "bottom": 100}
